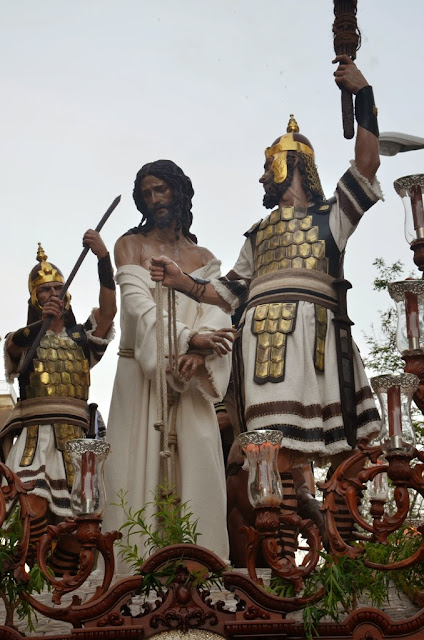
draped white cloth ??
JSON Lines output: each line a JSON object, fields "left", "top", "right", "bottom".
{"left": 103, "top": 260, "right": 231, "bottom": 570}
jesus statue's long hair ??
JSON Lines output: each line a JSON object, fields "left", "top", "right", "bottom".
{"left": 131, "top": 159, "right": 197, "bottom": 243}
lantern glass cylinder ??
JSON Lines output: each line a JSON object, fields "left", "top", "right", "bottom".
{"left": 371, "top": 374, "right": 418, "bottom": 455}
{"left": 66, "top": 439, "right": 111, "bottom": 517}
{"left": 369, "top": 460, "right": 389, "bottom": 501}
{"left": 388, "top": 281, "right": 424, "bottom": 352}
{"left": 394, "top": 174, "right": 424, "bottom": 244}
{"left": 238, "top": 430, "right": 284, "bottom": 508}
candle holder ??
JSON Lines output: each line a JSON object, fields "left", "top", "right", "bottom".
{"left": 394, "top": 174, "right": 424, "bottom": 269}
{"left": 388, "top": 280, "right": 424, "bottom": 352}
{"left": 320, "top": 374, "right": 420, "bottom": 559}
{"left": 371, "top": 374, "right": 418, "bottom": 455}
{"left": 319, "top": 437, "right": 424, "bottom": 561}
{"left": 26, "top": 439, "right": 120, "bottom": 607}
{"left": 238, "top": 430, "right": 321, "bottom": 591}
{"left": 66, "top": 439, "right": 110, "bottom": 517}
{"left": 388, "top": 280, "right": 424, "bottom": 411}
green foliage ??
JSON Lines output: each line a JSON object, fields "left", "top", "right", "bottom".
{"left": 114, "top": 485, "right": 200, "bottom": 573}
{"left": 114, "top": 485, "right": 224, "bottom": 598}
{"left": 302, "top": 550, "right": 392, "bottom": 639}
{"left": 382, "top": 525, "right": 424, "bottom": 596}
{"left": 265, "top": 576, "right": 296, "bottom": 598}
{"left": 264, "top": 526, "right": 424, "bottom": 640}
{"left": 370, "top": 258, "right": 406, "bottom": 292}
{"left": 280, "top": 525, "right": 424, "bottom": 640}
{"left": 362, "top": 258, "right": 408, "bottom": 376}
{"left": 0, "top": 506, "right": 49, "bottom": 632}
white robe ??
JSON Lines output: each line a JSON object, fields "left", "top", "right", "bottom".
{"left": 103, "top": 260, "right": 231, "bottom": 570}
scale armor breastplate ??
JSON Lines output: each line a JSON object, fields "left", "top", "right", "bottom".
{"left": 18, "top": 329, "right": 91, "bottom": 480}
{"left": 24, "top": 332, "right": 90, "bottom": 401}
{"left": 249, "top": 202, "right": 340, "bottom": 383}
{"left": 252, "top": 204, "right": 339, "bottom": 279}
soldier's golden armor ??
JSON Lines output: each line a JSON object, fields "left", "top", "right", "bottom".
{"left": 250, "top": 204, "right": 336, "bottom": 384}
{"left": 20, "top": 331, "right": 90, "bottom": 487}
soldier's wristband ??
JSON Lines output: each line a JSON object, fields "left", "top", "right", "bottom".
{"left": 11, "top": 321, "right": 43, "bottom": 347}
{"left": 355, "top": 85, "right": 379, "bottom": 137}
{"left": 98, "top": 253, "right": 115, "bottom": 290}
{"left": 183, "top": 273, "right": 210, "bottom": 302}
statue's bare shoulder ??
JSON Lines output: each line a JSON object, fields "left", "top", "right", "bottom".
{"left": 114, "top": 233, "right": 217, "bottom": 274}
{"left": 198, "top": 245, "right": 216, "bottom": 266}
{"left": 114, "top": 234, "right": 146, "bottom": 268}
{"left": 182, "top": 243, "right": 216, "bottom": 273}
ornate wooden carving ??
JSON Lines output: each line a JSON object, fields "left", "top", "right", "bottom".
{"left": 34, "top": 516, "right": 121, "bottom": 604}
{"left": 319, "top": 440, "right": 424, "bottom": 572}
{"left": 0, "top": 462, "right": 36, "bottom": 584}
{"left": 1, "top": 453, "right": 424, "bottom": 639}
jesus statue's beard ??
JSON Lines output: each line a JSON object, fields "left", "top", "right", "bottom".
{"left": 149, "top": 203, "right": 182, "bottom": 230}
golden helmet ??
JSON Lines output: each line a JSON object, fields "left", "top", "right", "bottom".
{"left": 265, "top": 114, "right": 315, "bottom": 184}
{"left": 28, "top": 243, "right": 70, "bottom": 311}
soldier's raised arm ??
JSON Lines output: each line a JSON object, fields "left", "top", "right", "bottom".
{"left": 333, "top": 54, "right": 380, "bottom": 182}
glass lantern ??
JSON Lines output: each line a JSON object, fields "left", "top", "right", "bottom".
{"left": 393, "top": 174, "right": 424, "bottom": 244}
{"left": 238, "top": 430, "right": 284, "bottom": 508}
{"left": 388, "top": 280, "right": 424, "bottom": 352}
{"left": 371, "top": 374, "right": 418, "bottom": 455}
{"left": 66, "top": 439, "right": 111, "bottom": 517}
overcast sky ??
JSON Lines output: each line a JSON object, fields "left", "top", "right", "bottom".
{"left": 1, "top": 1, "right": 423, "bottom": 419}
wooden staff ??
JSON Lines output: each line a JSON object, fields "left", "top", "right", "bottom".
{"left": 333, "top": 0, "right": 361, "bottom": 139}
{"left": 18, "top": 195, "right": 121, "bottom": 376}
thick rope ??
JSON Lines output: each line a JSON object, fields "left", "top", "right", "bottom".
{"left": 155, "top": 282, "right": 179, "bottom": 500}
{"left": 154, "top": 282, "right": 168, "bottom": 481}
{"left": 167, "top": 392, "right": 179, "bottom": 493}
{"left": 167, "top": 287, "right": 179, "bottom": 491}
{"left": 167, "top": 288, "right": 178, "bottom": 376}
{"left": 171, "top": 289, "right": 179, "bottom": 375}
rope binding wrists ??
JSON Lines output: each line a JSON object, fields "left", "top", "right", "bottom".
{"left": 183, "top": 273, "right": 210, "bottom": 302}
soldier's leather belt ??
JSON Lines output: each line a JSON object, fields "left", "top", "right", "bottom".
{"left": 247, "top": 269, "right": 338, "bottom": 312}
{"left": 0, "top": 397, "right": 89, "bottom": 440}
